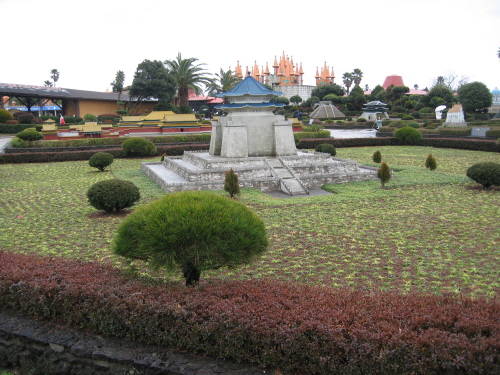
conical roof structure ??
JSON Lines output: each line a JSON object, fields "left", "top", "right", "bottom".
{"left": 217, "top": 73, "right": 282, "bottom": 97}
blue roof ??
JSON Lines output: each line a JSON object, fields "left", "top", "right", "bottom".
{"left": 217, "top": 74, "right": 282, "bottom": 97}
{"left": 492, "top": 87, "right": 500, "bottom": 95}
{"left": 215, "top": 102, "right": 285, "bottom": 110}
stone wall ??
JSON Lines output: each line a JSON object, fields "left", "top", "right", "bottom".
{"left": 0, "top": 309, "right": 270, "bottom": 375}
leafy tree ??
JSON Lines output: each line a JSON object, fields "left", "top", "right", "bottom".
{"left": 224, "top": 168, "right": 240, "bottom": 198}
{"left": 458, "top": 82, "right": 493, "bottom": 113}
{"left": 368, "top": 85, "right": 385, "bottom": 102}
{"left": 425, "top": 154, "right": 437, "bottom": 171}
{"left": 128, "top": 60, "right": 176, "bottom": 115}
{"left": 111, "top": 70, "right": 127, "bottom": 116}
{"left": 164, "top": 53, "right": 214, "bottom": 107}
{"left": 50, "top": 69, "right": 60, "bottom": 88}
{"left": 352, "top": 68, "right": 363, "bottom": 85}
{"left": 273, "top": 96, "right": 289, "bottom": 105}
{"left": 414, "top": 84, "right": 419, "bottom": 90}
{"left": 310, "top": 84, "right": 345, "bottom": 100}
{"left": 113, "top": 191, "right": 269, "bottom": 285}
{"left": 289, "top": 95, "right": 303, "bottom": 105}
{"left": 421, "top": 85, "right": 455, "bottom": 109}
{"left": 392, "top": 86, "right": 410, "bottom": 101}
{"left": 342, "top": 72, "right": 353, "bottom": 95}
{"left": 0, "top": 109, "right": 13, "bottom": 123}
{"left": 346, "top": 85, "right": 366, "bottom": 111}
{"left": 44, "top": 80, "right": 53, "bottom": 87}
{"left": 377, "top": 162, "right": 391, "bottom": 188}
{"left": 206, "top": 68, "right": 240, "bottom": 96}
{"left": 322, "top": 94, "right": 339, "bottom": 103}
{"left": 303, "top": 96, "right": 320, "bottom": 108}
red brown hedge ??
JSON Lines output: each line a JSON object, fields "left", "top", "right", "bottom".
{"left": 0, "top": 251, "right": 499, "bottom": 374}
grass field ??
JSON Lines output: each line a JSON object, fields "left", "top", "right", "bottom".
{"left": 1, "top": 146, "right": 499, "bottom": 298}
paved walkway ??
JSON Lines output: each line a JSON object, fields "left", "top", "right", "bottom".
{"left": 0, "top": 135, "right": 14, "bottom": 153}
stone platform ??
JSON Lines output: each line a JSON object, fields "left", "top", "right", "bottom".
{"left": 141, "top": 151, "right": 378, "bottom": 196}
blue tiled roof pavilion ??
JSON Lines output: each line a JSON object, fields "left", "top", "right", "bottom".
{"left": 217, "top": 73, "right": 283, "bottom": 98}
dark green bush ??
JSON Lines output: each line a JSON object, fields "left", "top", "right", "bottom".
{"left": 407, "top": 121, "right": 420, "bottom": 128}
{"left": 425, "top": 154, "right": 437, "bottom": 170}
{"left": 315, "top": 143, "right": 337, "bottom": 156}
{"left": 295, "top": 130, "right": 330, "bottom": 139}
{"left": 466, "top": 162, "right": 500, "bottom": 188}
{"left": 402, "top": 115, "right": 414, "bottom": 120}
{"left": 0, "top": 124, "right": 34, "bottom": 133}
{"left": 486, "top": 129, "right": 500, "bottom": 138}
{"left": 114, "top": 191, "right": 269, "bottom": 285}
{"left": 0, "top": 109, "right": 13, "bottom": 123}
{"left": 17, "top": 113, "right": 35, "bottom": 124}
{"left": 88, "top": 152, "right": 114, "bottom": 172}
{"left": 411, "top": 111, "right": 421, "bottom": 119}
{"left": 357, "top": 118, "right": 367, "bottom": 122}
{"left": 121, "top": 137, "right": 157, "bottom": 157}
{"left": 87, "top": 179, "right": 140, "bottom": 213}
{"left": 372, "top": 150, "right": 382, "bottom": 163}
{"left": 395, "top": 126, "right": 423, "bottom": 145}
{"left": 437, "top": 127, "right": 472, "bottom": 136}
{"left": 224, "top": 168, "right": 240, "bottom": 198}
{"left": 16, "top": 128, "right": 44, "bottom": 142}
{"left": 377, "top": 162, "right": 391, "bottom": 188}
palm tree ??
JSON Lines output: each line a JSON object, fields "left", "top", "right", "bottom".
{"left": 352, "top": 68, "right": 363, "bottom": 86}
{"left": 342, "top": 72, "right": 353, "bottom": 95}
{"left": 206, "top": 68, "right": 240, "bottom": 96}
{"left": 50, "top": 69, "right": 60, "bottom": 88}
{"left": 164, "top": 53, "right": 214, "bottom": 107}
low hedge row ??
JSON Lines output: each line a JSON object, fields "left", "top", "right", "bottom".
{"left": 0, "top": 144, "right": 209, "bottom": 163}
{"left": 9, "top": 133, "right": 212, "bottom": 149}
{"left": 0, "top": 124, "right": 36, "bottom": 133}
{"left": 1, "top": 251, "right": 499, "bottom": 374}
{"left": 297, "top": 137, "right": 500, "bottom": 152}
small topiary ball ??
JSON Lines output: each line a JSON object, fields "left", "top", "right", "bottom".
{"left": 466, "top": 162, "right": 500, "bottom": 188}
{"left": 121, "top": 137, "right": 157, "bottom": 157}
{"left": 394, "top": 126, "right": 423, "bottom": 145}
{"left": 87, "top": 179, "right": 140, "bottom": 213}
{"left": 16, "top": 128, "right": 43, "bottom": 142}
{"left": 89, "top": 152, "right": 114, "bottom": 172}
{"left": 315, "top": 143, "right": 337, "bottom": 156}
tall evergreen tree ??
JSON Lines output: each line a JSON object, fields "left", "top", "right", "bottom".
{"left": 164, "top": 53, "right": 214, "bottom": 107}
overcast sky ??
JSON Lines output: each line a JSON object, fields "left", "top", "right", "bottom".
{"left": 2, "top": 0, "right": 499, "bottom": 94}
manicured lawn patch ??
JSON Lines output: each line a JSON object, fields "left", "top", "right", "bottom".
{"left": 1, "top": 147, "right": 499, "bottom": 297}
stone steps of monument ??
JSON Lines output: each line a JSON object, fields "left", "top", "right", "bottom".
{"left": 282, "top": 178, "right": 308, "bottom": 195}
{"left": 275, "top": 168, "right": 293, "bottom": 178}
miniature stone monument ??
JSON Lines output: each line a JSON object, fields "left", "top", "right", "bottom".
{"left": 441, "top": 104, "right": 467, "bottom": 127}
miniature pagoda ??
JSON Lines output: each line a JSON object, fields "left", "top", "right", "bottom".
{"left": 210, "top": 73, "right": 297, "bottom": 158}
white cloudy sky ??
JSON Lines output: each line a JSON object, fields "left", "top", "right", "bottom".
{"left": 2, "top": 0, "right": 499, "bottom": 93}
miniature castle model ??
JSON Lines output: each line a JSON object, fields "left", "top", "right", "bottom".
{"left": 210, "top": 73, "right": 297, "bottom": 158}
{"left": 232, "top": 52, "right": 335, "bottom": 101}
{"left": 141, "top": 74, "right": 379, "bottom": 196}
{"left": 441, "top": 104, "right": 467, "bottom": 127}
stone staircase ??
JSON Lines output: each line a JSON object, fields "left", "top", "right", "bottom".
{"left": 265, "top": 157, "right": 309, "bottom": 196}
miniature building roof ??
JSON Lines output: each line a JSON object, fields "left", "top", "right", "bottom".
{"left": 143, "top": 111, "right": 175, "bottom": 121}
{"left": 492, "top": 87, "right": 500, "bottom": 95}
{"left": 215, "top": 102, "right": 285, "bottom": 110}
{"left": 217, "top": 74, "right": 282, "bottom": 97}
{"left": 382, "top": 75, "right": 404, "bottom": 89}
{"left": 163, "top": 114, "right": 198, "bottom": 122}
{"left": 121, "top": 115, "right": 146, "bottom": 122}
{"left": 448, "top": 104, "right": 463, "bottom": 113}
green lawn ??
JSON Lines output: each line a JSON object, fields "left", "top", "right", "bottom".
{"left": 1, "top": 146, "right": 499, "bottom": 297}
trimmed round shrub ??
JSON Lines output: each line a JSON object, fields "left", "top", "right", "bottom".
{"left": 315, "top": 143, "right": 337, "bottom": 156}
{"left": 407, "top": 121, "right": 420, "bottom": 128}
{"left": 411, "top": 111, "right": 421, "bottom": 119}
{"left": 5, "top": 119, "right": 19, "bottom": 125}
{"left": 0, "top": 109, "right": 13, "bottom": 123}
{"left": 17, "top": 113, "right": 35, "bottom": 124}
{"left": 89, "top": 152, "right": 114, "bottom": 172}
{"left": 122, "top": 137, "right": 157, "bottom": 157}
{"left": 395, "top": 126, "right": 423, "bottom": 145}
{"left": 31, "top": 117, "right": 44, "bottom": 125}
{"left": 114, "top": 191, "right": 269, "bottom": 285}
{"left": 16, "top": 128, "right": 43, "bottom": 141}
{"left": 357, "top": 118, "right": 367, "bottom": 122}
{"left": 466, "top": 162, "right": 500, "bottom": 188}
{"left": 87, "top": 179, "right": 140, "bottom": 213}
{"left": 372, "top": 150, "right": 382, "bottom": 163}
{"left": 402, "top": 115, "right": 414, "bottom": 120}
